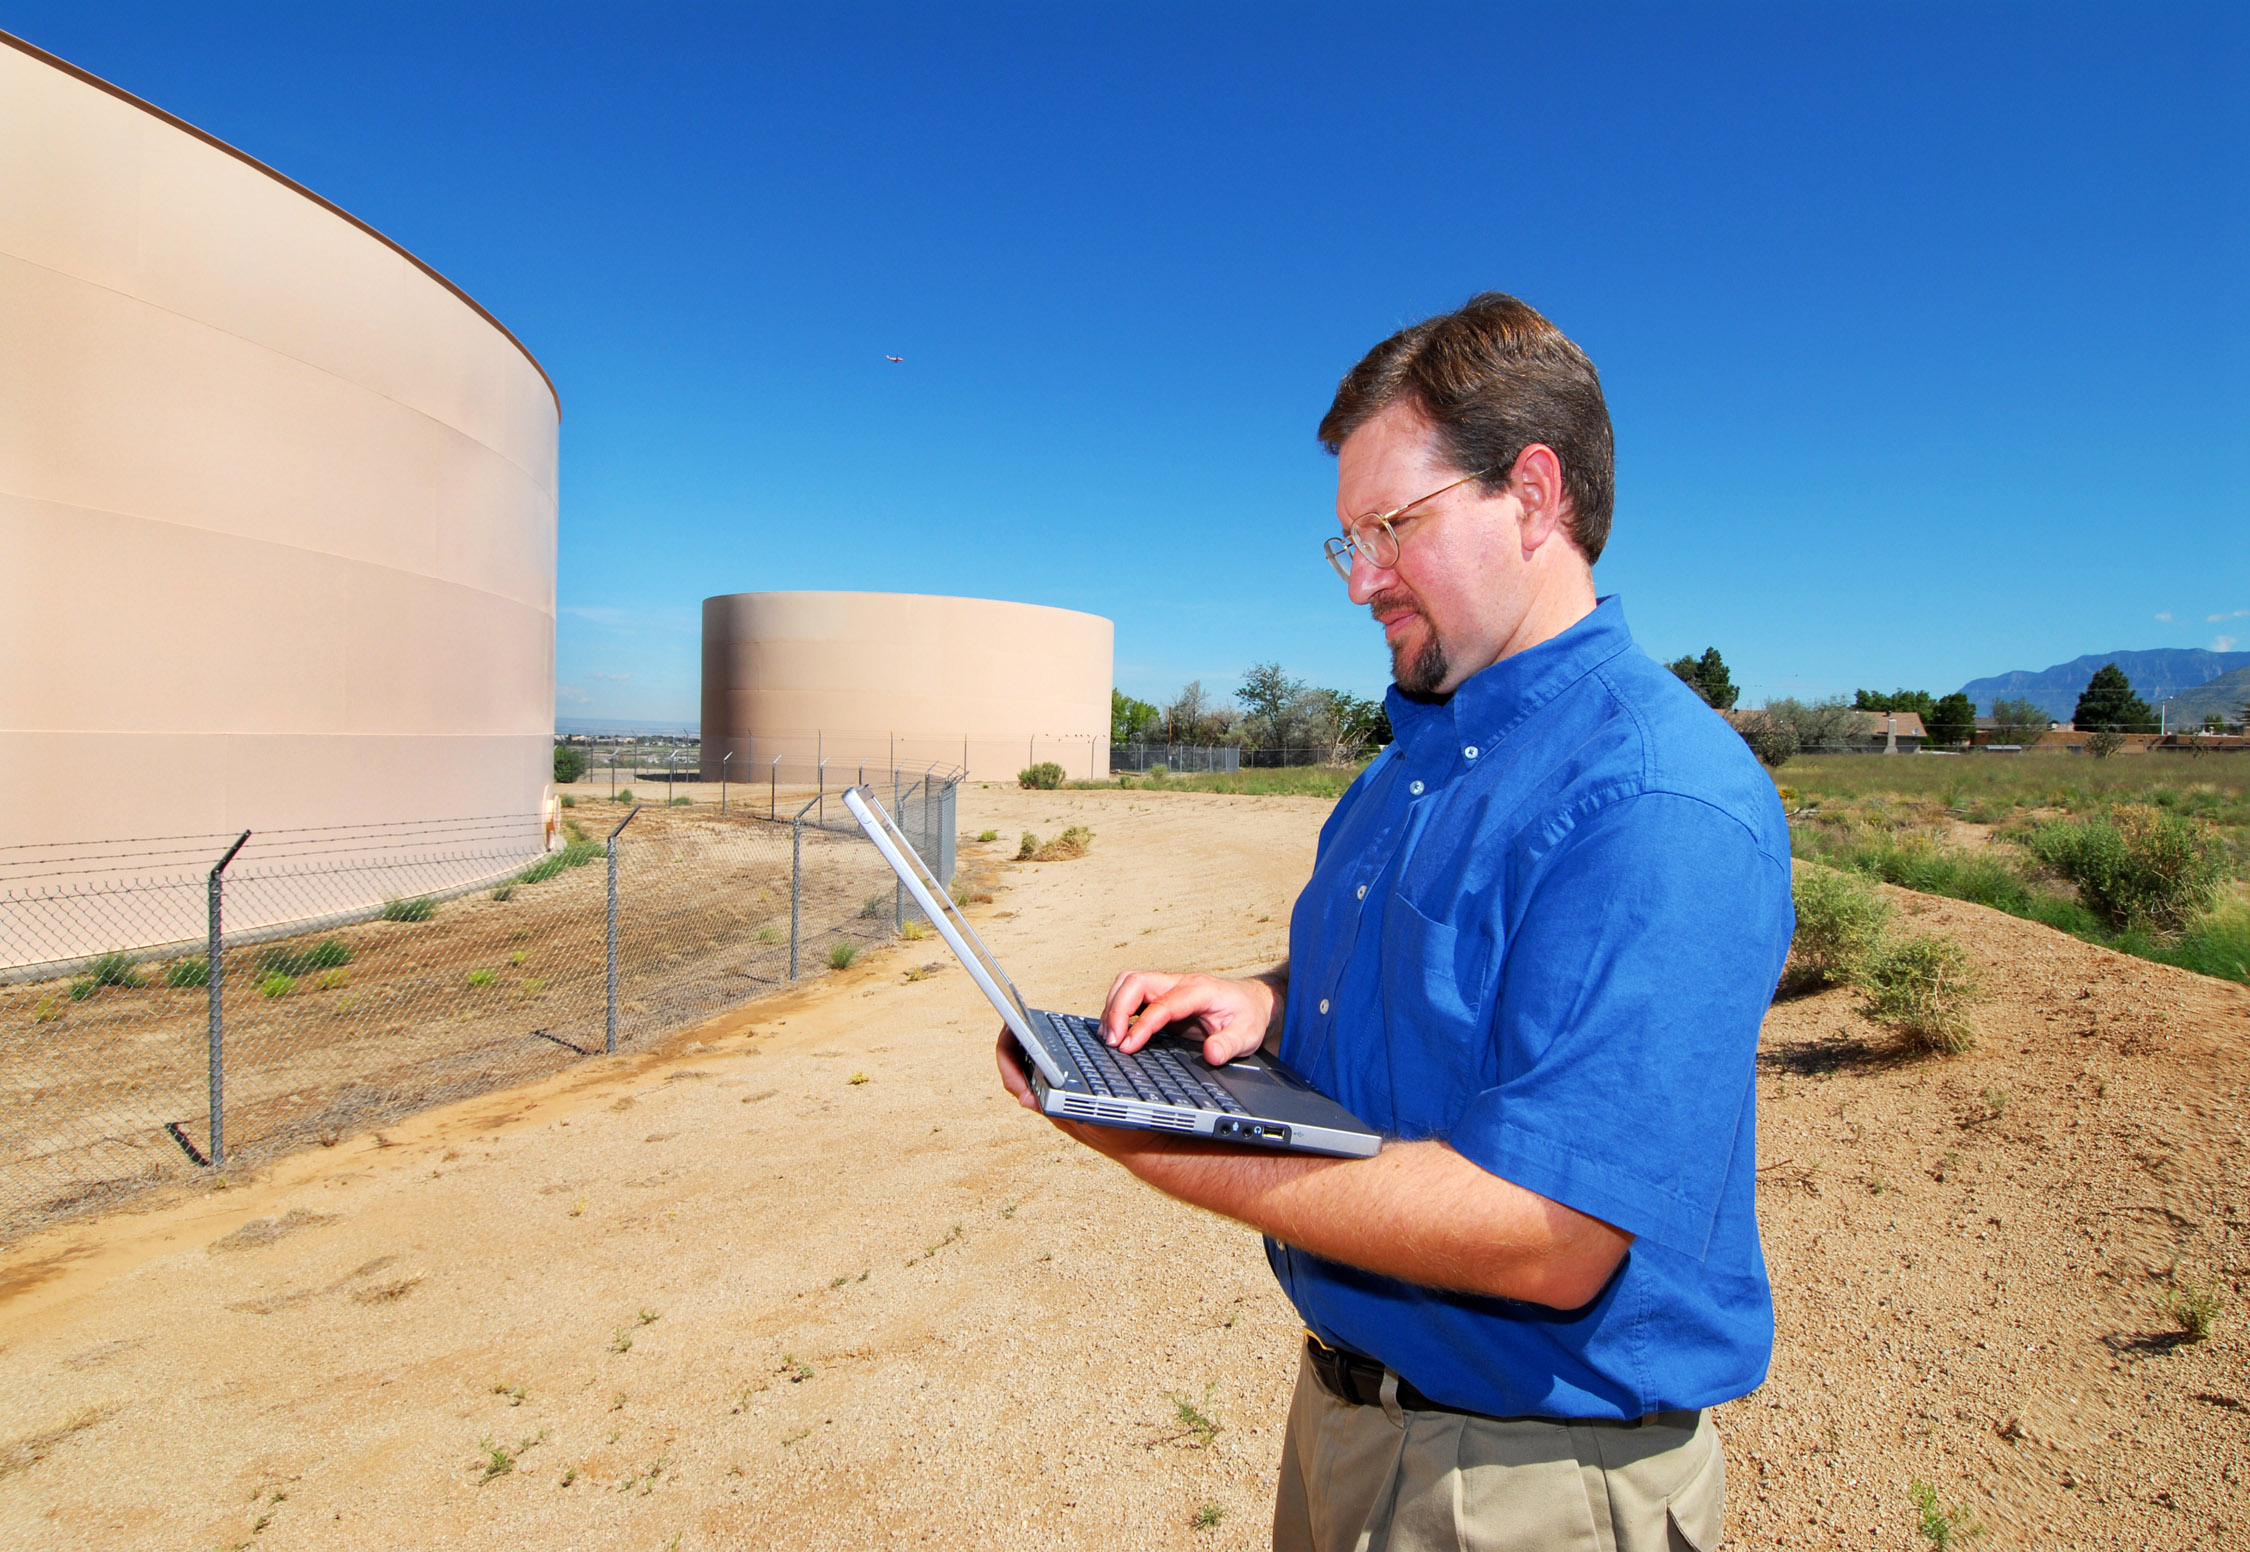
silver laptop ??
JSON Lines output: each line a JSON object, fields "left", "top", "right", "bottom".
{"left": 843, "top": 785, "right": 1379, "bottom": 1158}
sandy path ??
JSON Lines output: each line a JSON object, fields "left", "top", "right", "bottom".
{"left": 2, "top": 785, "right": 2245, "bottom": 1550}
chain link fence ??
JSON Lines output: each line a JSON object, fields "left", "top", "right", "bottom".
{"left": 0, "top": 771, "right": 956, "bottom": 1240}
{"left": 1108, "top": 743, "right": 1243, "bottom": 774}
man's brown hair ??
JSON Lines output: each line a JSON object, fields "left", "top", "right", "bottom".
{"left": 1319, "top": 292, "right": 1616, "bottom": 563}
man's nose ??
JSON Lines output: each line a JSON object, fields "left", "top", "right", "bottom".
{"left": 1346, "top": 548, "right": 1392, "bottom": 606}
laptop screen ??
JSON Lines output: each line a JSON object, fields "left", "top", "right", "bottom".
{"left": 840, "top": 786, "right": 1049, "bottom": 1058}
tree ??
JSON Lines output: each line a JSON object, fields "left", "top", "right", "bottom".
{"left": 553, "top": 744, "right": 587, "bottom": 784}
{"left": 1925, "top": 692, "right": 1976, "bottom": 748}
{"left": 1666, "top": 648, "right": 1739, "bottom": 709}
{"left": 1162, "top": 681, "right": 1234, "bottom": 745}
{"left": 1989, "top": 697, "right": 2049, "bottom": 746}
{"left": 1763, "top": 696, "right": 1861, "bottom": 751}
{"left": 1732, "top": 711, "right": 1799, "bottom": 768}
{"left": 1111, "top": 689, "right": 1160, "bottom": 745}
{"left": 1236, "top": 662, "right": 1307, "bottom": 749}
{"left": 1854, "top": 688, "right": 1938, "bottom": 720}
{"left": 2071, "top": 663, "right": 2156, "bottom": 733}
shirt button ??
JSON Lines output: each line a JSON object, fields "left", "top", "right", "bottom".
{"left": 1356, "top": 884, "right": 1367, "bottom": 900}
{"left": 1318, "top": 999, "right": 1330, "bottom": 1015}
{"left": 1464, "top": 746, "right": 1480, "bottom": 759}
{"left": 1409, "top": 780, "right": 1425, "bottom": 795}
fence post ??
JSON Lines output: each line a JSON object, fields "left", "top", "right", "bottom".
{"left": 605, "top": 803, "right": 642, "bottom": 1054}
{"left": 722, "top": 749, "right": 732, "bottom": 813}
{"left": 205, "top": 830, "right": 250, "bottom": 1168}
{"left": 770, "top": 756, "right": 779, "bottom": 818}
{"left": 789, "top": 795, "right": 817, "bottom": 978}
{"left": 893, "top": 768, "right": 905, "bottom": 932}
{"left": 818, "top": 757, "right": 829, "bottom": 829}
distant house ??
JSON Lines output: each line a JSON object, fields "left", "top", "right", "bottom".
{"left": 1847, "top": 710, "right": 1926, "bottom": 753}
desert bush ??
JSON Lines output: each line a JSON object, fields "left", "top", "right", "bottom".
{"left": 381, "top": 896, "right": 438, "bottom": 923}
{"left": 976, "top": 829, "right": 999, "bottom": 843}
{"left": 1783, "top": 867, "right": 1891, "bottom": 992}
{"left": 2084, "top": 728, "right": 2126, "bottom": 759}
{"left": 1016, "top": 831, "right": 1040, "bottom": 860}
{"left": 554, "top": 745, "right": 588, "bottom": 784}
{"left": 2168, "top": 1278, "right": 2222, "bottom": 1344}
{"left": 899, "top": 919, "right": 929, "bottom": 941}
{"left": 258, "top": 971, "right": 295, "bottom": 999}
{"left": 1017, "top": 762, "right": 1065, "bottom": 790}
{"left": 466, "top": 968, "right": 496, "bottom": 988}
{"left": 614, "top": 788, "right": 634, "bottom": 803}
{"left": 1856, "top": 931, "right": 1981, "bottom": 1054}
{"left": 1031, "top": 825, "right": 1093, "bottom": 862}
{"left": 261, "top": 938, "right": 353, "bottom": 977}
{"left": 827, "top": 941, "right": 858, "bottom": 970}
{"left": 165, "top": 955, "right": 211, "bottom": 988}
{"left": 85, "top": 951, "right": 143, "bottom": 989}
{"left": 560, "top": 793, "right": 576, "bottom": 808}
{"left": 2025, "top": 804, "right": 2228, "bottom": 932}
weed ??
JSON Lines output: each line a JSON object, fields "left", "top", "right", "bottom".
{"left": 906, "top": 1223, "right": 964, "bottom": 1266}
{"left": 2169, "top": 1278, "right": 2222, "bottom": 1343}
{"left": 827, "top": 941, "right": 858, "bottom": 970}
{"left": 1783, "top": 867, "right": 1892, "bottom": 992}
{"left": 560, "top": 793, "right": 576, "bottom": 808}
{"left": 1981, "top": 1086, "right": 2008, "bottom": 1119}
{"left": 67, "top": 977, "right": 98, "bottom": 1002}
{"left": 615, "top": 788, "right": 634, "bottom": 802}
{"left": 1908, "top": 1479, "right": 1984, "bottom": 1547}
{"left": 31, "top": 996, "right": 63, "bottom": 1024}
{"left": 1194, "top": 1501, "right": 1227, "bottom": 1530}
{"left": 1855, "top": 931, "right": 1982, "bottom": 1053}
{"left": 517, "top": 841, "right": 603, "bottom": 886}
{"left": 860, "top": 892, "right": 891, "bottom": 918}
{"left": 492, "top": 1382, "right": 528, "bottom": 1407}
{"left": 782, "top": 1426, "right": 812, "bottom": 1446}
{"left": 467, "top": 968, "right": 496, "bottom": 988}
{"left": 977, "top": 829, "right": 1000, "bottom": 842}
{"left": 610, "top": 1328, "right": 633, "bottom": 1354}
{"left": 491, "top": 884, "right": 516, "bottom": 901}
{"left": 510, "top": 949, "right": 526, "bottom": 966}
{"left": 1001, "top": 1199, "right": 1018, "bottom": 1218}
{"left": 85, "top": 951, "right": 142, "bottom": 988}
{"left": 332, "top": 993, "right": 359, "bottom": 1016}
{"left": 559, "top": 1466, "right": 577, "bottom": 1487}
{"left": 381, "top": 896, "right": 437, "bottom": 923}
{"left": 314, "top": 968, "right": 349, "bottom": 991}
{"left": 1865, "top": 1166, "right": 1888, "bottom": 1196}
{"left": 163, "top": 955, "right": 211, "bottom": 988}
{"left": 568, "top": 1197, "right": 586, "bottom": 1217}
{"left": 1018, "top": 762, "right": 1066, "bottom": 789}
{"left": 519, "top": 975, "right": 545, "bottom": 995}
{"left": 1017, "top": 831, "right": 1040, "bottom": 860}
{"left": 848, "top": 1071, "right": 869, "bottom": 1085}
{"left": 829, "top": 1273, "right": 850, "bottom": 1288}
{"left": 779, "top": 1354, "right": 813, "bottom": 1382}
{"left": 564, "top": 817, "right": 588, "bottom": 841}
{"left": 1159, "top": 1383, "right": 1222, "bottom": 1448}
{"left": 899, "top": 918, "right": 929, "bottom": 941}
{"left": 638, "top": 1307, "right": 660, "bottom": 1325}
{"left": 476, "top": 1429, "right": 546, "bottom": 1484}
{"left": 258, "top": 972, "right": 294, "bottom": 999}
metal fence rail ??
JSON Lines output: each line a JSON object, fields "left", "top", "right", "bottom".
{"left": 0, "top": 771, "right": 957, "bottom": 1240}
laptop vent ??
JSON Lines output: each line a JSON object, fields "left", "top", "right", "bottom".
{"left": 1060, "top": 1096, "right": 1196, "bottom": 1132}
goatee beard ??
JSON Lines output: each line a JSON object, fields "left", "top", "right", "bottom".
{"left": 1391, "top": 634, "right": 1449, "bottom": 696}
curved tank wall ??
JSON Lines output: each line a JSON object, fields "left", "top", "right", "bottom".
{"left": 701, "top": 593, "right": 1113, "bottom": 784}
{"left": 0, "top": 32, "right": 560, "bottom": 851}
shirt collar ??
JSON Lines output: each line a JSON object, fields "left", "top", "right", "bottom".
{"left": 1382, "top": 595, "right": 1636, "bottom": 754}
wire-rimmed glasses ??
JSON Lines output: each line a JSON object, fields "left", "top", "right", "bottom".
{"left": 1322, "top": 468, "right": 1492, "bottom": 583}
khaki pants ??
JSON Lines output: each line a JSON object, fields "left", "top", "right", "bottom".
{"left": 1272, "top": 1349, "right": 1725, "bottom": 1552}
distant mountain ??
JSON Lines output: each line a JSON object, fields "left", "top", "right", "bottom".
{"left": 2169, "top": 664, "right": 2250, "bottom": 727}
{"left": 1958, "top": 649, "right": 2250, "bottom": 721}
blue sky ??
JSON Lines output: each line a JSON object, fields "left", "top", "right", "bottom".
{"left": 11, "top": 2, "right": 2244, "bottom": 720}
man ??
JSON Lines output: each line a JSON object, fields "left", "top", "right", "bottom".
{"left": 998, "top": 293, "right": 1792, "bottom": 1551}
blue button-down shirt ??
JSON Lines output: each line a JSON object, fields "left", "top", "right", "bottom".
{"left": 1268, "top": 596, "right": 1793, "bottom": 1419}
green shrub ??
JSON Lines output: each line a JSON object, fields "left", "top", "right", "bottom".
{"left": 976, "top": 829, "right": 1000, "bottom": 843}
{"left": 564, "top": 818, "right": 589, "bottom": 843}
{"left": 559, "top": 793, "right": 576, "bottom": 809}
{"left": 1017, "top": 762, "right": 1065, "bottom": 790}
{"left": 1784, "top": 867, "right": 1891, "bottom": 992}
{"left": 2026, "top": 804, "right": 2228, "bottom": 932}
{"left": 554, "top": 744, "right": 588, "bottom": 784}
{"left": 263, "top": 937, "right": 353, "bottom": 977}
{"left": 860, "top": 892, "right": 891, "bottom": 919}
{"left": 827, "top": 941, "right": 858, "bottom": 970}
{"left": 258, "top": 971, "right": 295, "bottom": 999}
{"left": 466, "top": 968, "right": 496, "bottom": 988}
{"left": 165, "top": 956, "right": 211, "bottom": 988}
{"left": 516, "top": 840, "right": 603, "bottom": 886}
{"left": 491, "top": 884, "right": 516, "bottom": 902}
{"left": 1016, "top": 831, "right": 1040, "bottom": 860}
{"left": 669, "top": 795, "right": 693, "bottom": 806}
{"left": 67, "top": 977, "right": 98, "bottom": 1002}
{"left": 1856, "top": 931, "right": 1981, "bottom": 1054}
{"left": 83, "top": 951, "right": 143, "bottom": 988}
{"left": 382, "top": 896, "right": 438, "bottom": 923}
{"left": 1734, "top": 710, "right": 1799, "bottom": 768}
{"left": 614, "top": 788, "right": 634, "bottom": 803}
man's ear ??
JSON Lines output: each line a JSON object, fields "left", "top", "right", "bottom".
{"left": 1509, "top": 444, "right": 1573, "bottom": 557}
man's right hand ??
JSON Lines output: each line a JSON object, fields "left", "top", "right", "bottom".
{"left": 1099, "top": 969, "right": 1282, "bottom": 1066}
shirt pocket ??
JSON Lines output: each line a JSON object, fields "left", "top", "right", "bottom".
{"left": 1378, "top": 894, "right": 1494, "bottom": 1120}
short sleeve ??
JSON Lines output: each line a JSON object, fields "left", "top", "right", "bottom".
{"left": 1445, "top": 792, "right": 1791, "bottom": 1259}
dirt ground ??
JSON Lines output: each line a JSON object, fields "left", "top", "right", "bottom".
{"left": 1, "top": 785, "right": 2245, "bottom": 1549}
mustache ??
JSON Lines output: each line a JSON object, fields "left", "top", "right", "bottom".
{"left": 1366, "top": 588, "right": 1417, "bottom": 623}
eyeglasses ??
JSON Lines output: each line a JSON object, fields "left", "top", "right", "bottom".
{"left": 1322, "top": 468, "right": 1493, "bottom": 583}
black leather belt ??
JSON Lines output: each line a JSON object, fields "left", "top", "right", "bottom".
{"left": 1303, "top": 1334, "right": 1692, "bottom": 1430}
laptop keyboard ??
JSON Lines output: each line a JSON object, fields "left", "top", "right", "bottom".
{"left": 1045, "top": 1013, "right": 1248, "bottom": 1113}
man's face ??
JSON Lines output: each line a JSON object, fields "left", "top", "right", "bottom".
{"left": 1334, "top": 402, "right": 1529, "bottom": 696}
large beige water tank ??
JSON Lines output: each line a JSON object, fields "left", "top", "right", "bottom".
{"left": 0, "top": 31, "right": 559, "bottom": 850}
{"left": 701, "top": 592, "right": 1113, "bottom": 784}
